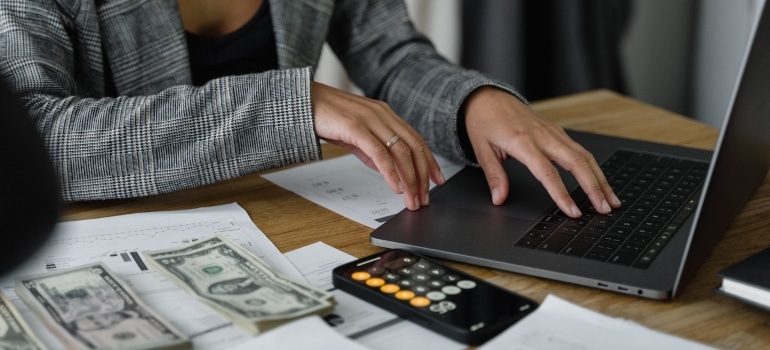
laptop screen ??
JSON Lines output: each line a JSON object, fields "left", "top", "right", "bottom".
{"left": 673, "top": 0, "right": 770, "bottom": 296}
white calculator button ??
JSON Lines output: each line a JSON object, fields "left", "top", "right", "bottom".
{"left": 457, "top": 280, "right": 477, "bottom": 289}
{"left": 426, "top": 291, "right": 446, "bottom": 301}
{"left": 442, "top": 286, "right": 461, "bottom": 295}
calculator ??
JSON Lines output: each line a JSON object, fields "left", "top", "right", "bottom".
{"left": 332, "top": 249, "right": 538, "bottom": 345}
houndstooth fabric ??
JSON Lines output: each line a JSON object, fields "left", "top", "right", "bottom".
{"left": 0, "top": 0, "right": 525, "bottom": 201}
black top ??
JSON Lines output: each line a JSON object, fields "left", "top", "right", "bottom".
{"left": 185, "top": 1, "right": 279, "bottom": 86}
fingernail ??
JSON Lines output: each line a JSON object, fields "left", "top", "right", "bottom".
{"left": 601, "top": 200, "right": 611, "bottom": 213}
{"left": 492, "top": 188, "right": 501, "bottom": 204}
{"left": 405, "top": 196, "right": 416, "bottom": 211}
{"left": 438, "top": 172, "right": 446, "bottom": 184}
{"left": 571, "top": 205, "right": 582, "bottom": 217}
{"left": 611, "top": 193, "right": 621, "bottom": 206}
{"left": 398, "top": 181, "right": 405, "bottom": 193}
{"left": 422, "top": 192, "right": 430, "bottom": 206}
{"left": 414, "top": 195, "right": 421, "bottom": 209}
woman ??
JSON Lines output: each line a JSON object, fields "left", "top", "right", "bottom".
{"left": 0, "top": 0, "right": 619, "bottom": 216}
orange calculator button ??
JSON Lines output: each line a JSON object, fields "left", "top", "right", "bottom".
{"left": 395, "top": 290, "right": 415, "bottom": 300}
{"left": 410, "top": 296, "right": 431, "bottom": 307}
{"left": 366, "top": 277, "right": 386, "bottom": 287}
{"left": 351, "top": 272, "right": 371, "bottom": 281}
{"left": 380, "top": 284, "right": 400, "bottom": 294}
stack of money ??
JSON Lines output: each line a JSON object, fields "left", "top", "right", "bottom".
{"left": 15, "top": 263, "right": 190, "bottom": 350}
{"left": 143, "top": 234, "right": 335, "bottom": 335}
{"left": 0, "top": 291, "right": 47, "bottom": 349}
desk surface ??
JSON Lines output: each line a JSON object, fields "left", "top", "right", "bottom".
{"left": 63, "top": 90, "right": 770, "bottom": 349}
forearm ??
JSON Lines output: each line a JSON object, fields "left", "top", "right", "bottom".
{"left": 22, "top": 70, "right": 320, "bottom": 201}
{"left": 327, "top": 0, "right": 527, "bottom": 164}
{"left": 379, "top": 60, "right": 527, "bottom": 164}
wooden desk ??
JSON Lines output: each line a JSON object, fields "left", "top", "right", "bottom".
{"left": 63, "top": 90, "right": 770, "bottom": 349}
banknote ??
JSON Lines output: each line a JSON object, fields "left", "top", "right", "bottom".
{"left": 15, "top": 263, "right": 190, "bottom": 350}
{"left": 0, "top": 291, "right": 47, "bottom": 350}
{"left": 143, "top": 234, "right": 334, "bottom": 335}
{"left": 144, "top": 235, "right": 333, "bottom": 302}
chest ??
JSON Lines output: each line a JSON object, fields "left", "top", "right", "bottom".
{"left": 176, "top": 0, "right": 265, "bottom": 38}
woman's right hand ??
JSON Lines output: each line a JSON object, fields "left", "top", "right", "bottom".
{"left": 311, "top": 82, "right": 445, "bottom": 211}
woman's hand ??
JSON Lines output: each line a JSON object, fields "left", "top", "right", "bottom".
{"left": 464, "top": 87, "right": 621, "bottom": 218}
{"left": 311, "top": 82, "right": 445, "bottom": 211}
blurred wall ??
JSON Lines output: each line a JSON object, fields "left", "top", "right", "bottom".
{"left": 690, "top": 0, "right": 764, "bottom": 127}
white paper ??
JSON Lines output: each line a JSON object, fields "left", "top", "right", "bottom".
{"left": 0, "top": 203, "right": 301, "bottom": 350}
{"left": 230, "top": 315, "right": 371, "bottom": 350}
{"left": 479, "top": 294, "right": 717, "bottom": 350}
{"left": 285, "top": 242, "right": 466, "bottom": 350}
{"left": 262, "top": 154, "right": 464, "bottom": 228}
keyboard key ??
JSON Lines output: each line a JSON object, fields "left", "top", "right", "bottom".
{"left": 557, "top": 225, "right": 583, "bottom": 235}
{"left": 524, "top": 231, "right": 550, "bottom": 241}
{"left": 575, "top": 232, "right": 601, "bottom": 243}
{"left": 620, "top": 242, "right": 645, "bottom": 254}
{"left": 601, "top": 234, "right": 625, "bottom": 244}
{"left": 514, "top": 237, "right": 542, "bottom": 249}
{"left": 585, "top": 250, "right": 611, "bottom": 262}
{"left": 607, "top": 227, "right": 633, "bottom": 237}
{"left": 531, "top": 222, "right": 558, "bottom": 232}
{"left": 621, "top": 212, "right": 645, "bottom": 222}
{"left": 627, "top": 234, "right": 652, "bottom": 244}
{"left": 538, "top": 232, "right": 573, "bottom": 253}
{"left": 541, "top": 215, "right": 566, "bottom": 225}
{"left": 590, "top": 217, "right": 615, "bottom": 227}
{"left": 585, "top": 225, "right": 607, "bottom": 235}
{"left": 594, "top": 242, "right": 619, "bottom": 253}
{"left": 562, "top": 240, "right": 594, "bottom": 257}
{"left": 609, "top": 250, "right": 639, "bottom": 266}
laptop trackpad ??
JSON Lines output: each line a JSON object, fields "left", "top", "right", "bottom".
{"left": 373, "top": 204, "right": 535, "bottom": 254}
{"left": 432, "top": 159, "right": 579, "bottom": 221}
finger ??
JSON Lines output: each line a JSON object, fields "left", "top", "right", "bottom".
{"left": 361, "top": 122, "right": 423, "bottom": 210}
{"left": 385, "top": 135, "right": 422, "bottom": 210}
{"left": 510, "top": 140, "right": 582, "bottom": 218}
{"left": 474, "top": 145, "right": 509, "bottom": 206}
{"left": 548, "top": 139, "right": 619, "bottom": 214}
{"left": 350, "top": 126, "right": 435, "bottom": 209}
{"left": 586, "top": 154, "right": 621, "bottom": 208}
{"left": 372, "top": 103, "right": 441, "bottom": 207}
{"left": 392, "top": 127, "right": 443, "bottom": 205}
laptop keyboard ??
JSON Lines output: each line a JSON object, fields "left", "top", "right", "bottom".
{"left": 514, "top": 150, "right": 708, "bottom": 269}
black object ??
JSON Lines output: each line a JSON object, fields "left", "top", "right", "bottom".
{"left": 0, "top": 82, "right": 60, "bottom": 276}
{"left": 716, "top": 247, "right": 770, "bottom": 312}
{"left": 332, "top": 249, "right": 538, "bottom": 345}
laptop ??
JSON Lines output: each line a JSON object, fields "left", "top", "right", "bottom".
{"left": 371, "top": 2, "right": 770, "bottom": 300}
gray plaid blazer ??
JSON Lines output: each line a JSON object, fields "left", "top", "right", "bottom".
{"left": 0, "top": 0, "right": 523, "bottom": 201}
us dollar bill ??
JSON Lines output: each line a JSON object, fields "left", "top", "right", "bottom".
{"left": 144, "top": 235, "right": 333, "bottom": 303}
{"left": 15, "top": 263, "right": 190, "bottom": 350}
{"left": 0, "top": 291, "right": 47, "bottom": 350}
{"left": 143, "top": 234, "right": 334, "bottom": 335}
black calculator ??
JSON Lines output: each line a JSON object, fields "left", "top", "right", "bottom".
{"left": 332, "top": 249, "right": 538, "bottom": 345}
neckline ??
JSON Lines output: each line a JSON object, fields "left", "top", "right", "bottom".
{"left": 185, "top": 0, "right": 269, "bottom": 43}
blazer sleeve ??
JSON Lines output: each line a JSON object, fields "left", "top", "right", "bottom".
{"left": 325, "top": 0, "right": 529, "bottom": 165}
{"left": 0, "top": 0, "right": 321, "bottom": 202}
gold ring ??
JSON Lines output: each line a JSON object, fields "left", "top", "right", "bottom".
{"left": 385, "top": 135, "right": 400, "bottom": 149}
